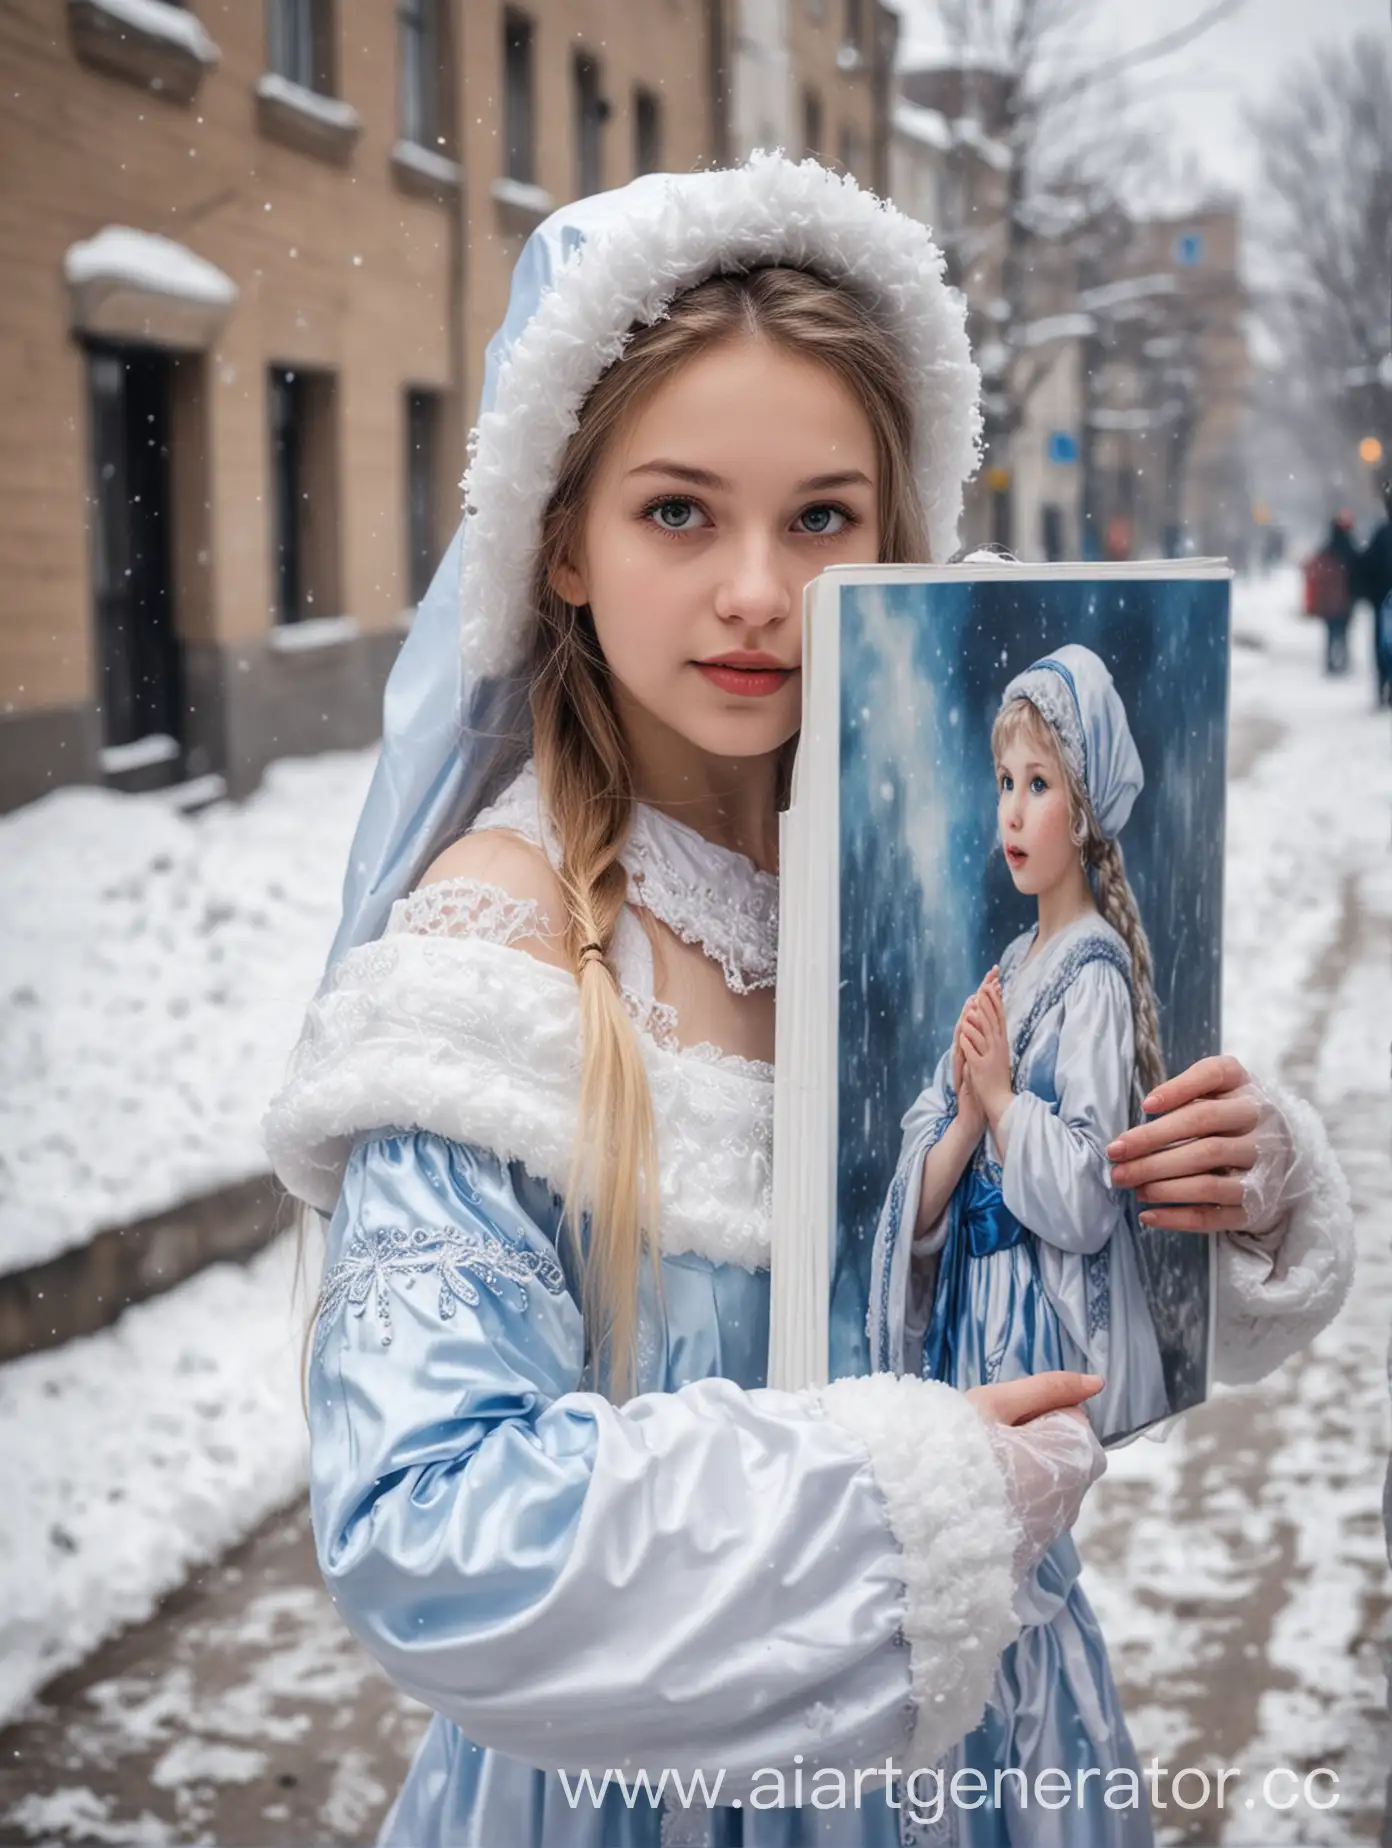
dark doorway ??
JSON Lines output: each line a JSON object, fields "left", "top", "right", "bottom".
{"left": 86, "top": 344, "right": 184, "bottom": 787}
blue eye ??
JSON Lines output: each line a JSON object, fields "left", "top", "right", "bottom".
{"left": 646, "top": 497, "right": 707, "bottom": 532}
{"left": 796, "top": 504, "right": 847, "bottom": 535}
{"left": 1030, "top": 775, "right": 1048, "bottom": 794}
{"left": 999, "top": 773, "right": 1013, "bottom": 792}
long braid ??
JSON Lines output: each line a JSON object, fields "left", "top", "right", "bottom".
{"left": 531, "top": 603, "right": 661, "bottom": 1400}
{"left": 1081, "top": 814, "right": 1166, "bottom": 1117}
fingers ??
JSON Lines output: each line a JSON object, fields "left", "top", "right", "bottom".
{"left": 1111, "top": 1133, "right": 1258, "bottom": 1190}
{"left": 1137, "top": 1053, "right": 1250, "bottom": 1117}
{"left": 961, "top": 1021, "right": 989, "bottom": 1061}
{"left": 1134, "top": 1173, "right": 1246, "bottom": 1206}
{"left": 1138, "top": 1203, "right": 1251, "bottom": 1234}
{"left": 964, "top": 994, "right": 1005, "bottom": 1046}
{"left": 967, "top": 1371, "right": 1104, "bottom": 1426}
{"left": 1106, "top": 1093, "right": 1260, "bottom": 1161}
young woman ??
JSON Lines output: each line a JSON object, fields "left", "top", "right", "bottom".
{"left": 264, "top": 158, "right": 1353, "bottom": 1847}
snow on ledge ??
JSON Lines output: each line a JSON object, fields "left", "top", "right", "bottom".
{"left": 64, "top": 226, "right": 236, "bottom": 308}
{"left": 894, "top": 101, "right": 952, "bottom": 151}
{"left": 392, "top": 139, "right": 462, "bottom": 188}
{"left": 255, "top": 71, "right": 361, "bottom": 134}
{"left": 80, "top": 0, "right": 220, "bottom": 66}
{"left": 491, "top": 175, "right": 554, "bottom": 218}
{"left": 99, "top": 733, "right": 180, "bottom": 775}
{"left": 266, "top": 613, "right": 360, "bottom": 654}
{"left": 1019, "top": 311, "right": 1096, "bottom": 349}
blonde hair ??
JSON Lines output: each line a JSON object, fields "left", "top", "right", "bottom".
{"left": 292, "top": 267, "right": 929, "bottom": 1411}
{"left": 530, "top": 266, "right": 929, "bottom": 1396}
{"left": 991, "top": 697, "right": 1164, "bottom": 1118}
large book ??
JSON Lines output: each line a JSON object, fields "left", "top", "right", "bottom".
{"left": 771, "top": 561, "right": 1231, "bottom": 1447}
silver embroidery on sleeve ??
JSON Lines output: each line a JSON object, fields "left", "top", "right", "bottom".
{"left": 314, "top": 1223, "right": 567, "bottom": 1359}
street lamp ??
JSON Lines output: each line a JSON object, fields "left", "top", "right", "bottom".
{"left": 1359, "top": 436, "right": 1384, "bottom": 467}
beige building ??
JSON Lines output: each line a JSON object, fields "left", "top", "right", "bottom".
{"left": 1081, "top": 206, "right": 1250, "bottom": 561}
{"left": 0, "top": 0, "right": 891, "bottom": 813}
{"left": 891, "top": 60, "right": 1087, "bottom": 560}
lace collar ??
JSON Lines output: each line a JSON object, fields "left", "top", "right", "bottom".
{"left": 471, "top": 764, "right": 779, "bottom": 994}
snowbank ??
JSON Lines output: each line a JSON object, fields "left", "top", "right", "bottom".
{"left": 0, "top": 1229, "right": 310, "bottom": 1725}
{"left": 0, "top": 752, "right": 374, "bottom": 1275}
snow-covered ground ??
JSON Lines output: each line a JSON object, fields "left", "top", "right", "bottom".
{"left": 1078, "top": 572, "right": 1392, "bottom": 1843}
{"left": 0, "top": 572, "right": 1386, "bottom": 1841}
{"left": 0, "top": 751, "right": 374, "bottom": 1274}
{"left": 0, "top": 753, "right": 374, "bottom": 1724}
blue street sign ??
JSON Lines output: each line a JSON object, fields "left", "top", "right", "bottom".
{"left": 1174, "top": 231, "right": 1205, "bottom": 267}
{"left": 1047, "top": 430, "right": 1079, "bottom": 465}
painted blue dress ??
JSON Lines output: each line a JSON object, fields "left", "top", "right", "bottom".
{"left": 868, "top": 914, "right": 1169, "bottom": 1847}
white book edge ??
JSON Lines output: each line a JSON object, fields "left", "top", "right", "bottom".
{"left": 769, "top": 581, "right": 840, "bottom": 1390}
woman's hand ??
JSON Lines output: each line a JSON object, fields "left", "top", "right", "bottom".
{"left": 966, "top": 1372, "right": 1107, "bottom": 1579}
{"left": 966, "top": 1371, "right": 1103, "bottom": 1426}
{"left": 960, "top": 971, "right": 1013, "bottom": 1132}
{"left": 1106, "top": 1054, "right": 1262, "bottom": 1234}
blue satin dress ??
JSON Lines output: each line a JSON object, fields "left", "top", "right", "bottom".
{"left": 869, "top": 916, "right": 1169, "bottom": 1848}
{"left": 312, "top": 1130, "right": 947, "bottom": 1848}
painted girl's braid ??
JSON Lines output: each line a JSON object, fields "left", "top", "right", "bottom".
{"left": 1079, "top": 804, "right": 1166, "bottom": 1117}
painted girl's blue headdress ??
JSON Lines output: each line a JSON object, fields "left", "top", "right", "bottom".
{"left": 1001, "top": 643, "right": 1143, "bottom": 839}
{"left": 324, "top": 155, "right": 983, "bottom": 978}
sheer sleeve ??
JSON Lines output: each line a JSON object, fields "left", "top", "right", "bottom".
{"left": 1211, "top": 1081, "right": 1355, "bottom": 1385}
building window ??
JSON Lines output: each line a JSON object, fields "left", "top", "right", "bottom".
{"left": 839, "top": 121, "right": 862, "bottom": 178}
{"left": 842, "top": 0, "right": 863, "bottom": 54}
{"left": 86, "top": 345, "right": 184, "bottom": 771}
{"left": 574, "top": 50, "right": 606, "bottom": 198}
{"left": 406, "top": 389, "right": 442, "bottom": 605}
{"left": 399, "top": 0, "right": 441, "bottom": 148}
{"left": 269, "top": 366, "right": 339, "bottom": 623}
{"left": 503, "top": 10, "right": 535, "bottom": 184}
{"left": 802, "top": 85, "right": 823, "bottom": 158}
{"left": 634, "top": 85, "right": 662, "bottom": 176}
{"left": 269, "top": 0, "right": 334, "bottom": 93}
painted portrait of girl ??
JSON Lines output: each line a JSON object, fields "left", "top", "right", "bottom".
{"left": 868, "top": 640, "right": 1195, "bottom": 1845}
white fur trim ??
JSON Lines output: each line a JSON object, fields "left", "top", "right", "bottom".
{"left": 1212, "top": 1082, "right": 1355, "bottom": 1387}
{"left": 818, "top": 1372, "right": 1020, "bottom": 1772}
{"left": 459, "top": 154, "right": 980, "bottom": 679}
{"left": 263, "top": 933, "right": 773, "bottom": 1271}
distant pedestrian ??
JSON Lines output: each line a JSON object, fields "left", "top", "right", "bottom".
{"left": 1302, "top": 513, "right": 1360, "bottom": 675}
{"left": 1359, "top": 480, "right": 1392, "bottom": 707}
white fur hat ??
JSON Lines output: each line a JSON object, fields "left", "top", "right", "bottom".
{"left": 458, "top": 152, "right": 982, "bottom": 679}
{"left": 321, "top": 155, "right": 982, "bottom": 968}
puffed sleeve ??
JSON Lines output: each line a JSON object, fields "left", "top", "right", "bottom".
{"left": 309, "top": 1129, "right": 1023, "bottom": 1787}
{"left": 1211, "top": 1082, "right": 1355, "bottom": 1385}
{"left": 999, "top": 959, "right": 1132, "bottom": 1256}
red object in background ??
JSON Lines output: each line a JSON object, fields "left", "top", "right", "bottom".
{"left": 1104, "top": 515, "right": 1133, "bottom": 560}
{"left": 1302, "top": 552, "right": 1351, "bottom": 617}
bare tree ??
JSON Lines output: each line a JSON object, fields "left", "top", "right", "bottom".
{"left": 922, "top": 0, "right": 1245, "bottom": 522}
{"left": 1249, "top": 33, "right": 1392, "bottom": 507}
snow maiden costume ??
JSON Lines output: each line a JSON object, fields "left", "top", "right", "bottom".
{"left": 865, "top": 645, "right": 1352, "bottom": 1844}
{"left": 262, "top": 157, "right": 1355, "bottom": 1848}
